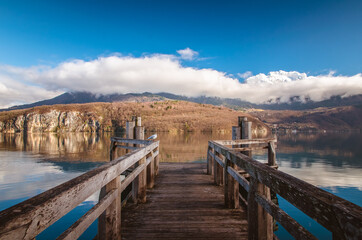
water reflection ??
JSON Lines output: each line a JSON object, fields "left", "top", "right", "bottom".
{"left": 275, "top": 132, "right": 362, "bottom": 190}
{"left": 0, "top": 131, "right": 361, "bottom": 239}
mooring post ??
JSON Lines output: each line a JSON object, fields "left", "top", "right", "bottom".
{"left": 126, "top": 120, "right": 135, "bottom": 153}
{"left": 241, "top": 117, "right": 252, "bottom": 157}
{"left": 268, "top": 142, "right": 276, "bottom": 166}
{"left": 98, "top": 140, "right": 121, "bottom": 240}
{"left": 135, "top": 117, "right": 147, "bottom": 203}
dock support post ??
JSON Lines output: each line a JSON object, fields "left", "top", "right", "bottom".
{"left": 207, "top": 144, "right": 214, "bottom": 175}
{"left": 147, "top": 149, "right": 155, "bottom": 188}
{"left": 248, "top": 178, "right": 273, "bottom": 240}
{"left": 98, "top": 140, "right": 121, "bottom": 240}
{"left": 154, "top": 146, "right": 159, "bottom": 176}
{"left": 224, "top": 154, "right": 239, "bottom": 208}
{"left": 135, "top": 117, "right": 147, "bottom": 203}
{"left": 214, "top": 151, "right": 223, "bottom": 186}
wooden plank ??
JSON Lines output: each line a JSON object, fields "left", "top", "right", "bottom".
{"left": 0, "top": 141, "right": 159, "bottom": 240}
{"left": 232, "top": 146, "right": 268, "bottom": 151}
{"left": 227, "top": 166, "right": 249, "bottom": 192}
{"left": 213, "top": 138, "right": 277, "bottom": 146}
{"left": 57, "top": 189, "right": 118, "bottom": 240}
{"left": 121, "top": 163, "right": 248, "bottom": 239}
{"left": 116, "top": 145, "right": 138, "bottom": 150}
{"left": 111, "top": 138, "right": 150, "bottom": 146}
{"left": 211, "top": 141, "right": 362, "bottom": 239}
{"left": 209, "top": 150, "right": 225, "bottom": 168}
{"left": 254, "top": 193, "right": 317, "bottom": 240}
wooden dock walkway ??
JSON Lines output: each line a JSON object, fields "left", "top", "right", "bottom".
{"left": 121, "top": 163, "right": 248, "bottom": 239}
{"left": 1, "top": 116, "right": 361, "bottom": 240}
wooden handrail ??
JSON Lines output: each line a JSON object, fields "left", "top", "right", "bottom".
{"left": 207, "top": 139, "right": 362, "bottom": 240}
{"left": 213, "top": 138, "right": 277, "bottom": 146}
{"left": 0, "top": 141, "right": 159, "bottom": 240}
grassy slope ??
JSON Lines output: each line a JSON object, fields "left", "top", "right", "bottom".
{"left": 248, "top": 106, "right": 362, "bottom": 131}
{"left": 0, "top": 100, "right": 270, "bottom": 135}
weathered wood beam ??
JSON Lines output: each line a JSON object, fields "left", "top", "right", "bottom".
{"left": 211, "top": 141, "right": 362, "bottom": 239}
{"left": 224, "top": 156, "right": 239, "bottom": 209}
{"left": 232, "top": 146, "right": 268, "bottom": 151}
{"left": 115, "top": 145, "right": 138, "bottom": 150}
{"left": 57, "top": 189, "right": 118, "bottom": 240}
{"left": 111, "top": 138, "right": 150, "bottom": 146}
{"left": 254, "top": 193, "right": 317, "bottom": 240}
{"left": 0, "top": 141, "right": 159, "bottom": 240}
{"left": 147, "top": 150, "right": 155, "bottom": 188}
{"left": 213, "top": 138, "right": 277, "bottom": 146}
{"left": 227, "top": 166, "right": 250, "bottom": 192}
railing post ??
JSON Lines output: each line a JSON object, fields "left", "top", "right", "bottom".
{"left": 98, "top": 140, "right": 121, "bottom": 240}
{"left": 207, "top": 144, "right": 214, "bottom": 175}
{"left": 154, "top": 146, "right": 159, "bottom": 176}
{"left": 248, "top": 178, "right": 273, "bottom": 240}
{"left": 215, "top": 151, "right": 223, "bottom": 186}
{"left": 135, "top": 117, "right": 147, "bottom": 203}
{"left": 147, "top": 149, "right": 155, "bottom": 188}
{"left": 224, "top": 154, "right": 239, "bottom": 209}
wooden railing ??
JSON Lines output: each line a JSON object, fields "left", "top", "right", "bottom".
{"left": 207, "top": 139, "right": 362, "bottom": 240}
{"left": 0, "top": 138, "right": 159, "bottom": 240}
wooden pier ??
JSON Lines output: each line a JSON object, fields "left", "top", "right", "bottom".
{"left": 0, "top": 116, "right": 361, "bottom": 240}
{"left": 121, "top": 163, "right": 247, "bottom": 239}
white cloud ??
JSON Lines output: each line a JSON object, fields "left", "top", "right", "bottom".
{"left": 237, "top": 71, "right": 253, "bottom": 79}
{"left": 177, "top": 47, "right": 199, "bottom": 60}
{"left": 0, "top": 54, "right": 362, "bottom": 108}
{"left": 0, "top": 71, "right": 62, "bottom": 108}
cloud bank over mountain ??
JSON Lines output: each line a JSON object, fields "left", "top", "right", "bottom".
{"left": 1, "top": 50, "right": 362, "bottom": 108}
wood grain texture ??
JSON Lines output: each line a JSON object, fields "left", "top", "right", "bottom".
{"left": 121, "top": 163, "right": 248, "bottom": 239}
{"left": 0, "top": 141, "right": 158, "bottom": 240}
{"left": 211, "top": 140, "right": 362, "bottom": 239}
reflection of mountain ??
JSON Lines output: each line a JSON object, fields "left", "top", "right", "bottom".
{"left": 157, "top": 132, "right": 232, "bottom": 163}
{"left": 269, "top": 132, "right": 362, "bottom": 189}
{"left": 250, "top": 106, "right": 362, "bottom": 131}
{"left": 0, "top": 133, "right": 112, "bottom": 162}
{"left": 277, "top": 132, "right": 362, "bottom": 162}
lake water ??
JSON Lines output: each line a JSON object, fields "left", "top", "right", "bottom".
{"left": 0, "top": 131, "right": 361, "bottom": 239}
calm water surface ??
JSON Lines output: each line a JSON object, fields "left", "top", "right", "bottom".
{"left": 0, "top": 131, "right": 361, "bottom": 239}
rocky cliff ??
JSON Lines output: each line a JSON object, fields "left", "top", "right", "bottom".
{"left": 0, "top": 110, "right": 102, "bottom": 133}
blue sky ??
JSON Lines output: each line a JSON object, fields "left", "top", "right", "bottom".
{"left": 1, "top": 0, "right": 361, "bottom": 75}
{"left": 0, "top": 0, "right": 362, "bottom": 108}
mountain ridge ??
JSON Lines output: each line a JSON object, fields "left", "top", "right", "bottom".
{"left": 3, "top": 91, "right": 362, "bottom": 111}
